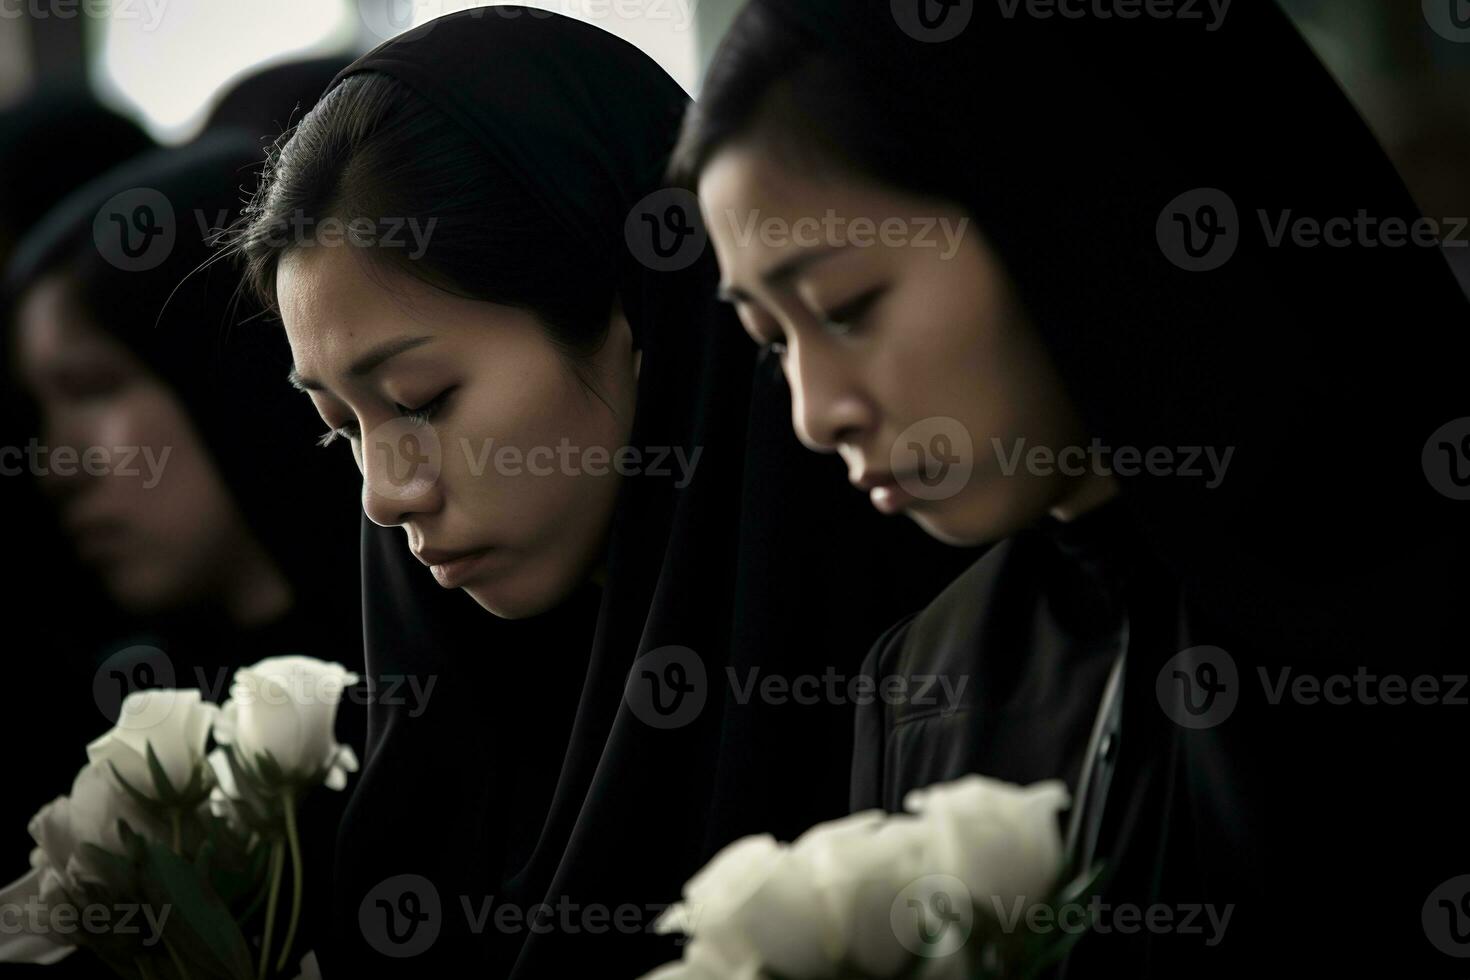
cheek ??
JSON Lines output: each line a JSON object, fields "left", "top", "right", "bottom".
{"left": 126, "top": 389, "right": 236, "bottom": 531}
{"left": 443, "top": 354, "right": 624, "bottom": 521}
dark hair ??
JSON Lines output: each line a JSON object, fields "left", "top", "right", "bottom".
{"left": 237, "top": 71, "right": 618, "bottom": 365}
{"left": 669, "top": 4, "right": 938, "bottom": 198}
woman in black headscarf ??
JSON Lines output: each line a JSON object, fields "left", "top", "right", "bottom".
{"left": 2, "top": 133, "right": 365, "bottom": 976}
{"left": 234, "top": 8, "right": 967, "bottom": 977}
{"left": 0, "top": 87, "right": 155, "bottom": 858}
{"left": 675, "top": 1, "right": 1470, "bottom": 976}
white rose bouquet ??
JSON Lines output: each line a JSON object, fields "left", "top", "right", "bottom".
{"left": 641, "top": 775, "right": 1104, "bottom": 980}
{"left": 0, "top": 655, "right": 359, "bottom": 980}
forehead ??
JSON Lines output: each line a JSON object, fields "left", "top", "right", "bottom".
{"left": 276, "top": 245, "right": 427, "bottom": 371}
{"left": 15, "top": 272, "right": 112, "bottom": 362}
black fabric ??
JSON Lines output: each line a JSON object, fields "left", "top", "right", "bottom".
{"left": 736, "top": 0, "right": 1470, "bottom": 975}
{"left": 4, "top": 132, "right": 366, "bottom": 618}
{"left": 320, "top": 10, "right": 972, "bottom": 978}
{"left": 1, "top": 136, "right": 364, "bottom": 977}
{"left": 852, "top": 492, "right": 1135, "bottom": 813}
{"left": 0, "top": 88, "right": 154, "bottom": 262}
{"left": 206, "top": 55, "right": 354, "bottom": 144}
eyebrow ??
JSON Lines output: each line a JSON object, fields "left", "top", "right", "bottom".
{"left": 717, "top": 245, "right": 848, "bottom": 305}
{"left": 288, "top": 335, "right": 435, "bottom": 392}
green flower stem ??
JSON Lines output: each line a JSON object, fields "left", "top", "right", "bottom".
{"left": 163, "top": 935, "right": 191, "bottom": 980}
{"left": 136, "top": 957, "right": 158, "bottom": 980}
{"left": 275, "top": 790, "right": 304, "bottom": 974}
{"left": 170, "top": 810, "right": 183, "bottom": 854}
{"left": 257, "top": 839, "right": 286, "bottom": 980}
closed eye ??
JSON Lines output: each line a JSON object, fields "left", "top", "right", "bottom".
{"left": 315, "top": 387, "right": 456, "bottom": 448}
{"left": 819, "top": 286, "right": 886, "bottom": 334}
{"left": 316, "top": 421, "right": 359, "bottom": 448}
{"left": 398, "top": 386, "right": 454, "bottom": 426}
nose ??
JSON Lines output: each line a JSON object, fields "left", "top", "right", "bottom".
{"left": 785, "top": 335, "right": 873, "bottom": 453}
{"left": 359, "top": 423, "right": 445, "bottom": 527}
{"left": 37, "top": 409, "right": 95, "bottom": 503}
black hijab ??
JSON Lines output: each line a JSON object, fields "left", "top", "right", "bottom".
{"left": 206, "top": 55, "right": 355, "bottom": 146}
{"left": 320, "top": 9, "right": 972, "bottom": 977}
{"left": 2, "top": 135, "right": 365, "bottom": 976}
{"left": 4, "top": 132, "right": 365, "bottom": 665}
{"left": 719, "top": 1, "right": 1470, "bottom": 974}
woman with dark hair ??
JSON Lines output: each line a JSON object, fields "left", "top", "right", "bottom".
{"left": 0, "top": 86, "right": 156, "bottom": 858}
{"left": 233, "top": 8, "right": 966, "bottom": 976}
{"left": 675, "top": 1, "right": 1469, "bottom": 975}
{"left": 2, "top": 133, "right": 365, "bottom": 976}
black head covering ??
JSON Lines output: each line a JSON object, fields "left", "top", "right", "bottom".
{"left": 2, "top": 135, "right": 367, "bottom": 975}
{"left": 4, "top": 132, "right": 365, "bottom": 649}
{"left": 319, "top": 9, "right": 971, "bottom": 976}
{"left": 0, "top": 88, "right": 154, "bottom": 264}
{"left": 719, "top": 1, "right": 1470, "bottom": 973}
{"left": 205, "top": 55, "right": 355, "bottom": 145}
{"left": 0, "top": 92, "right": 157, "bottom": 851}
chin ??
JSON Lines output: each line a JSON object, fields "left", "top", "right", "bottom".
{"left": 907, "top": 489, "right": 1040, "bottom": 549}
{"left": 909, "top": 510, "right": 996, "bottom": 548}
{"left": 461, "top": 567, "right": 574, "bottom": 620}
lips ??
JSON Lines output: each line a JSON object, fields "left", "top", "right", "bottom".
{"left": 411, "top": 545, "right": 486, "bottom": 567}
{"left": 850, "top": 469, "right": 918, "bottom": 515}
{"left": 851, "top": 471, "right": 901, "bottom": 492}
{"left": 412, "top": 545, "right": 496, "bottom": 589}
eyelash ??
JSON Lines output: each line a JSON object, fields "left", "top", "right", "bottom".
{"left": 758, "top": 286, "right": 887, "bottom": 360}
{"left": 819, "top": 286, "right": 885, "bottom": 335}
{"left": 316, "top": 388, "right": 455, "bottom": 448}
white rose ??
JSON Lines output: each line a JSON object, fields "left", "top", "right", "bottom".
{"left": 655, "top": 834, "right": 793, "bottom": 971}
{"left": 903, "top": 775, "right": 1069, "bottom": 919}
{"left": 213, "top": 656, "right": 360, "bottom": 789}
{"left": 0, "top": 762, "right": 162, "bottom": 963}
{"left": 85, "top": 689, "right": 218, "bottom": 801}
{"left": 290, "top": 949, "right": 323, "bottom": 980}
{"left": 651, "top": 813, "right": 932, "bottom": 980}
{"left": 640, "top": 937, "right": 762, "bottom": 980}
{"left": 788, "top": 810, "right": 930, "bottom": 977}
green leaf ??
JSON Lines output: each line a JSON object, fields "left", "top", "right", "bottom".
{"left": 139, "top": 839, "right": 256, "bottom": 980}
{"left": 145, "top": 741, "right": 180, "bottom": 803}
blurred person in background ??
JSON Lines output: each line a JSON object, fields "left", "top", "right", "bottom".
{"left": 204, "top": 55, "right": 354, "bottom": 149}
{"left": 0, "top": 87, "right": 156, "bottom": 857}
{"left": 1, "top": 132, "right": 364, "bottom": 976}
